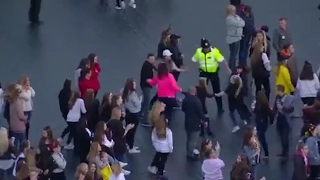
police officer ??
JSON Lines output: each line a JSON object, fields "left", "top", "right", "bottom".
{"left": 28, "top": 0, "right": 43, "bottom": 24}
{"left": 192, "top": 38, "right": 231, "bottom": 114}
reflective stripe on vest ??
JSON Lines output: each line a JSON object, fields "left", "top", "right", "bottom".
{"left": 196, "top": 48, "right": 219, "bottom": 73}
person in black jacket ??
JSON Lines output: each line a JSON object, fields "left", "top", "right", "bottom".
{"left": 182, "top": 87, "right": 206, "bottom": 160}
{"left": 292, "top": 142, "right": 309, "bottom": 180}
{"left": 157, "top": 28, "right": 171, "bottom": 59}
{"left": 168, "top": 34, "right": 183, "bottom": 81}
{"left": 195, "top": 78, "right": 214, "bottom": 137}
{"left": 76, "top": 117, "right": 92, "bottom": 163}
{"left": 107, "top": 107, "right": 135, "bottom": 162}
{"left": 99, "top": 92, "right": 113, "bottom": 122}
{"left": 250, "top": 31, "right": 271, "bottom": 100}
{"left": 84, "top": 89, "right": 100, "bottom": 132}
{"left": 237, "top": 5, "right": 255, "bottom": 67}
{"left": 253, "top": 91, "right": 274, "bottom": 159}
{"left": 58, "top": 79, "right": 72, "bottom": 144}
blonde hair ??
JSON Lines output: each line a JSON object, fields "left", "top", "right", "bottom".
{"left": 87, "top": 142, "right": 100, "bottom": 162}
{"left": 25, "top": 148, "right": 37, "bottom": 168}
{"left": 4, "top": 84, "right": 21, "bottom": 103}
{"left": 230, "top": 75, "right": 243, "bottom": 97}
{"left": 226, "top": 5, "right": 236, "bottom": 15}
{"left": 16, "top": 162, "right": 40, "bottom": 180}
{"left": 154, "top": 115, "right": 167, "bottom": 139}
{"left": 75, "top": 163, "right": 88, "bottom": 178}
{"left": 18, "top": 75, "right": 29, "bottom": 86}
{"left": 111, "top": 162, "right": 122, "bottom": 176}
{"left": 0, "top": 127, "right": 9, "bottom": 156}
{"left": 149, "top": 101, "right": 164, "bottom": 126}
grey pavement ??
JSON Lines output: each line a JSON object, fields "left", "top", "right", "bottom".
{"left": 0, "top": 0, "right": 320, "bottom": 179}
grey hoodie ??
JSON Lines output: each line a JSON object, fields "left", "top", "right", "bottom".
{"left": 306, "top": 136, "right": 320, "bottom": 165}
{"left": 272, "top": 28, "right": 293, "bottom": 52}
{"left": 124, "top": 91, "right": 141, "bottom": 113}
{"left": 52, "top": 152, "right": 66, "bottom": 173}
{"left": 226, "top": 15, "right": 245, "bottom": 44}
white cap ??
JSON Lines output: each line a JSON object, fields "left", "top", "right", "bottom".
{"left": 163, "top": 49, "right": 172, "bottom": 57}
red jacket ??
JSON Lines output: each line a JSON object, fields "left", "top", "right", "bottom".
{"left": 78, "top": 78, "right": 97, "bottom": 97}
{"left": 90, "top": 63, "right": 101, "bottom": 91}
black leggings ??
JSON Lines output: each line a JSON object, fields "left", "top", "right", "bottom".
{"left": 150, "top": 152, "right": 169, "bottom": 175}
{"left": 301, "top": 97, "right": 315, "bottom": 105}
{"left": 116, "top": 0, "right": 123, "bottom": 6}
{"left": 51, "top": 172, "right": 66, "bottom": 180}
{"left": 254, "top": 77, "right": 270, "bottom": 100}
{"left": 125, "top": 110, "right": 139, "bottom": 149}
{"left": 64, "top": 122, "right": 77, "bottom": 145}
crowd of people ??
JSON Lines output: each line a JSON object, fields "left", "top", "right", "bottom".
{"left": 1, "top": 0, "right": 320, "bottom": 180}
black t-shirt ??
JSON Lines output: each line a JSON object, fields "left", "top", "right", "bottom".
{"left": 140, "top": 61, "right": 156, "bottom": 88}
{"left": 225, "top": 83, "right": 241, "bottom": 100}
{"left": 107, "top": 119, "right": 126, "bottom": 155}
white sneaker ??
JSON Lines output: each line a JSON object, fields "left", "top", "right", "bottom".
{"left": 119, "top": 162, "right": 128, "bottom": 167}
{"left": 115, "top": 6, "right": 122, "bottom": 9}
{"left": 64, "top": 143, "right": 74, "bottom": 150}
{"left": 128, "top": 148, "right": 141, "bottom": 153}
{"left": 121, "top": 1, "right": 126, "bottom": 8}
{"left": 148, "top": 166, "right": 157, "bottom": 174}
{"left": 243, "top": 120, "right": 248, "bottom": 125}
{"left": 232, "top": 126, "right": 240, "bottom": 133}
{"left": 128, "top": 0, "right": 136, "bottom": 8}
{"left": 123, "top": 169, "right": 131, "bottom": 175}
{"left": 193, "top": 149, "right": 200, "bottom": 155}
{"left": 133, "top": 146, "right": 139, "bottom": 150}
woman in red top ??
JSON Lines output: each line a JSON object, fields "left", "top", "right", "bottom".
{"left": 78, "top": 68, "right": 96, "bottom": 98}
{"left": 88, "top": 53, "right": 101, "bottom": 97}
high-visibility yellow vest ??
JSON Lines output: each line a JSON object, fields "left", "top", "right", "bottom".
{"left": 192, "top": 47, "right": 224, "bottom": 73}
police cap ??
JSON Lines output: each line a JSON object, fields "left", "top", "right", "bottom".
{"left": 200, "top": 38, "right": 211, "bottom": 48}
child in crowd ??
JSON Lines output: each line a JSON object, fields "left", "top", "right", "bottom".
{"left": 50, "top": 141, "right": 67, "bottom": 180}
{"left": 100, "top": 152, "right": 113, "bottom": 180}
{"left": 196, "top": 78, "right": 214, "bottom": 136}
{"left": 215, "top": 75, "right": 251, "bottom": 133}
{"left": 110, "top": 162, "right": 125, "bottom": 180}
{"left": 202, "top": 142, "right": 224, "bottom": 180}
{"left": 200, "top": 139, "right": 213, "bottom": 160}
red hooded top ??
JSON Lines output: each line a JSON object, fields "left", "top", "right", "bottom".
{"left": 78, "top": 78, "right": 97, "bottom": 98}
{"left": 90, "top": 63, "right": 101, "bottom": 91}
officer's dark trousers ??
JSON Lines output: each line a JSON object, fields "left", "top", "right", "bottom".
{"left": 199, "top": 71, "right": 223, "bottom": 111}
{"left": 28, "top": 0, "right": 42, "bottom": 23}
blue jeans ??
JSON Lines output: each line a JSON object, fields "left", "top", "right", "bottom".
{"left": 239, "top": 36, "right": 251, "bottom": 67}
{"left": 115, "top": 154, "right": 124, "bottom": 162}
{"left": 228, "top": 40, "right": 240, "bottom": 72}
{"left": 11, "top": 132, "right": 26, "bottom": 151}
{"left": 141, "top": 87, "right": 152, "bottom": 124}
{"left": 256, "top": 120, "right": 269, "bottom": 156}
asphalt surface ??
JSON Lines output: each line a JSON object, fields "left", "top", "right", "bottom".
{"left": 1, "top": 0, "right": 320, "bottom": 179}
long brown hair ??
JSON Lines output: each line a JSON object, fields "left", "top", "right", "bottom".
{"left": 198, "top": 78, "right": 209, "bottom": 94}
{"left": 255, "top": 91, "right": 269, "bottom": 110}
{"left": 110, "top": 94, "right": 121, "bottom": 110}
{"left": 18, "top": 75, "right": 30, "bottom": 86}
{"left": 87, "top": 142, "right": 100, "bottom": 162}
{"left": 149, "top": 101, "right": 164, "bottom": 126}
{"left": 250, "top": 42, "right": 264, "bottom": 68}
{"left": 84, "top": 89, "right": 95, "bottom": 111}
{"left": 25, "top": 148, "right": 37, "bottom": 168}
{"left": 68, "top": 91, "right": 81, "bottom": 109}
{"left": 122, "top": 78, "right": 135, "bottom": 103}
{"left": 39, "top": 126, "right": 54, "bottom": 147}
{"left": 154, "top": 113, "right": 167, "bottom": 139}
{"left": 93, "top": 121, "right": 106, "bottom": 144}
{"left": 100, "top": 92, "right": 112, "bottom": 116}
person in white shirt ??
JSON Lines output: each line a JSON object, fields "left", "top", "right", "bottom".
{"left": 18, "top": 76, "right": 35, "bottom": 140}
{"left": 148, "top": 113, "right": 173, "bottom": 179}
{"left": 296, "top": 61, "right": 320, "bottom": 105}
{"left": 110, "top": 162, "right": 126, "bottom": 180}
{"left": 64, "top": 91, "right": 87, "bottom": 150}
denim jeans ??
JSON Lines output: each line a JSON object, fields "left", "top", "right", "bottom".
{"left": 115, "top": 154, "right": 124, "bottom": 162}
{"left": 141, "top": 87, "right": 152, "bottom": 124}
{"left": 186, "top": 131, "right": 199, "bottom": 156}
{"left": 239, "top": 36, "right": 251, "bottom": 67}
{"left": 11, "top": 132, "right": 27, "bottom": 151}
{"left": 276, "top": 114, "right": 290, "bottom": 156}
{"left": 228, "top": 40, "right": 240, "bottom": 72}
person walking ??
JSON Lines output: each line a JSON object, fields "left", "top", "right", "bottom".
{"left": 140, "top": 54, "right": 156, "bottom": 127}
{"left": 192, "top": 38, "right": 231, "bottom": 114}
{"left": 226, "top": 4, "right": 245, "bottom": 71}
{"left": 182, "top": 87, "right": 207, "bottom": 160}
{"left": 272, "top": 17, "right": 293, "bottom": 59}
{"left": 168, "top": 34, "right": 184, "bottom": 81}
{"left": 58, "top": 79, "right": 72, "bottom": 146}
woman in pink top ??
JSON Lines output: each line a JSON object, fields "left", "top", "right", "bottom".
{"left": 147, "top": 63, "right": 182, "bottom": 122}
{"left": 202, "top": 142, "right": 225, "bottom": 180}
